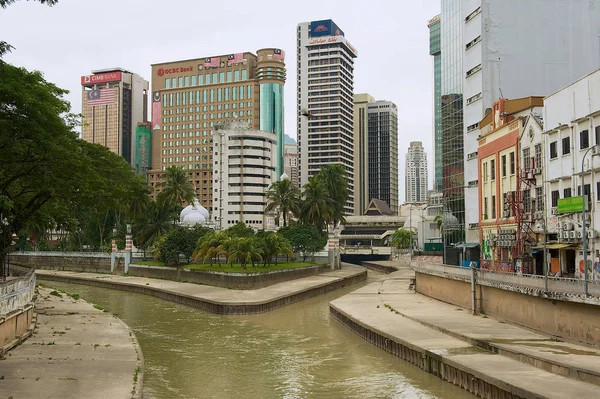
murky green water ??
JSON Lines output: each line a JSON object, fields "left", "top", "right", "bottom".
{"left": 45, "top": 273, "right": 474, "bottom": 399}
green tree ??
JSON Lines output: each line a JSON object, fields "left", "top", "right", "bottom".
{"left": 155, "top": 226, "right": 212, "bottom": 266}
{"left": 134, "top": 200, "right": 174, "bottom": 257}
{"left": 0, "top": 61, "right": 146, "bottom": 271}
{"left": 279, "top": 224, "right": 327, "bottom": 262}
{"left": 227, "top": 237, "right": 263, "bottom": 269}
{"left": 392, "top": 229, "right": 412, "bottom": 249}
{"left": 265, "top": 179, "right": 300, "bottom": 227}
{"left": 156, "top": 166, "right": 195, "bottom": 210}
{"left": 255, "top": 232, "right": 294, "bottom": 266}
{"left": 193, "top": 231, "right": 226, "bottom": 266}
{"left": 314, "top": 164, "right": 349, "bottom": 228}
{"left": 434, "top": 214, "right": 443, "bottom": 233}
{"left": 224, "top": 222, "right": 254, "bottom": 238}
{"left": 300, "top": 178, "right": 332, "bottom": 232}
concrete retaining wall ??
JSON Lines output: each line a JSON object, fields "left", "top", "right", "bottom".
{"left": 0, "top": 305, "right": 35, "bottom": 355}
{"left": 38, "top": 269, "right": 367, "bottom": 315}
{"left": 11, "top": 252, "right": 111, "bottom": 273}
{"left": 360, "top": 262, "right": 398, "bottom": 274}
{"left": 127, "top": 264, "right": 331, "bottom": 290}
{"left": 415, "top": 272, "right": 600, "bottom": 347}
{"left": 330, "top": 306, "right": 527, "bottom": 399}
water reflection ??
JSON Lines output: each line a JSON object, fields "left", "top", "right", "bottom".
{"left": 45, "top": 273, "right": 473, "bottom": 399}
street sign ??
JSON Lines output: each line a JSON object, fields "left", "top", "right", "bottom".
{"left": 557, "top": 196, "right": 586, "bottom": 213}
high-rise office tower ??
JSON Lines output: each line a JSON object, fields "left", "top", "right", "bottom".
{"left": 439, "top": 0, "right": 600, "bottom": 243}
{"left": 148, "top": 49, "right": 286, "bottom": 213}
{"left": 405, "top": 141, "right": 428, "bottom": 204}
{"left": 283, "top": 143, "right": 299, "bottom": 188}
{"left": 81, "top": 68, "right": 149, "bottom": 166}
{"left": 353, "top": 93, "right": 374, "bottom": 215}
{"left": 297, "top": 19, "right": 358, "bottom": 214}
{"left": 428, "top": 14, "right": 442, "bottom": 192}
{"left": 367, "top": 100, "right": 398, "bottom": 214}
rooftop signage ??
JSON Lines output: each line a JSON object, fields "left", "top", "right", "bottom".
{"left": 81, "top": 71, "right": 122, "bottom": 85}
{"left": 156, "top": 66, "right": 194, "bottom": 76}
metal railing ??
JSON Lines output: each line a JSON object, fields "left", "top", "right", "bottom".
{"left": 11, "top": 251, "right": 109, "bottom": 258}
{"left": 413, "top": 262, "right": 600, "bottom": 298}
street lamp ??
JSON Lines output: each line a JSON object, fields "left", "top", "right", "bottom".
{"left": 581, "top": 144, "right": 600, "bottom": 296}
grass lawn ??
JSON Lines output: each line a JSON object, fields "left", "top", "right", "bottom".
{"left": 131, "top": 260, "right": 327, "bottom": 273}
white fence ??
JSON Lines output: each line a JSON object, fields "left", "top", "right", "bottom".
{"left": 1, "top": 270, "right": 36, "bottom": 316}
{"left": 413, "top": 262, "right": 600, "bottom": 298}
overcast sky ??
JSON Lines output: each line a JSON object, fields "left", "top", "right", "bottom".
{"left": 1, "top": 0, "right": 440, "bottom": 203}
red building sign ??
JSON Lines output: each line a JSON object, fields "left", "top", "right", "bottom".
{"left": 81, "top": 71, "right": 122, "bottom": 85}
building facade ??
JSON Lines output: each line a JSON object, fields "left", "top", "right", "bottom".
{"left": 212, "top": 121, "right": 277, "bottom": 230}
{"left": 353, "top": 93, "right": 374, "bottom": 215}
{"left": 283, "top": 143, "right": 299, "bottom": 188}
{"left": 81, "top": 68, "right": 149, "bottom": 166}
{"left": 297, "top": 19, "right": 358, "bottom": 214}
{"left": 367, "top": 101, "right": 398, "bottom": 214}
{"left": 440, "top": 0, "right": 465, "bottom": 245}
{"left": 428, "top": 14, "right": 442, "bottom": 192}
{"left": 148, "top": 49, "right": 286, "bottom": 213}
{"left": 543, "top": 68, "right": 600, "bottom": 280}
{"left": 134, "top": 122, "right": 152, "bottom": 175}
{"left": 461, "top": 0, "right": 600, "bottom": 244}
{"left": 405, "top": 141, "right": 428, "bottom": 204}
{"left": 477, "top": 97, "right": 544, "bottom": 274}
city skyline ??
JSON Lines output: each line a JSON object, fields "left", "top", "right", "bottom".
{"left": 0, "top": 0, "right": 439, "bottom": 203}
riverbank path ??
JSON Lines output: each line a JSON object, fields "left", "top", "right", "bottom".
{"left": 331, "top": 262, "right": 600, "bottom": 399}
{"left": 0, "top": 287, "right": 143, "bottom": 399}
{"left": 35, "top": 265, "right": 366, "bottom": 314}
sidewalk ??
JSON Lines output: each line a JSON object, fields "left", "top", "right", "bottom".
{"left": 0, "top": 287, "right": 143, "bottom": 399}
{"left": 330, "top": 264, "right": 600, "bottom": 398}
{"left": 36, "top": 264, "right": 366, "bottom": 314}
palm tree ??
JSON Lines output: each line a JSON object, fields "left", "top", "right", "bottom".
{"left": 434, "top": 214, "right": 443, "bottom": 233}
{"left": 134, "top": 201, "right": 174, "bottom": 256}
{"left": 256, "top": 232, "right": 294, "bottom": 266}
{"left": 392, "top": 229, "right": 412, "bottom": 249}
{"left": 156, "top": 166, "right": 195, "bottom": 209}
{"left": 300, "top": 177, "right": 333, "bottom": 232}
{"left": 227, "top": 237, "right": 263, "bottom": 269}
{"left": 265, "top": 179, "right": 301, "bottom": 227}
{"left": 315, "top": 164, "right": 349, "bottom": 228}
{"left": 193, "top": 232, "right": 226, "bottom": 266}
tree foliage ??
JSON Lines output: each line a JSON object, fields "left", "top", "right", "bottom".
{"left": 392, "top": 229, "right": 413, "bottom": 249}
{"left": 279, "top": 224, "right": 326, "bottom": 262}
{"left": 224, "top": 222, "right": 254, "bottom": 238}
{"left": 155, "top": 225, "right": 212, "bottom": 266}
{"left": 314, "top": 164, "right": 349, "bottom": 227}
{"left": 300, "top": 178, "right": 333, "bottom": 232}
{"left": 156, "top": 166, "right": 195, "bottom": 210}
{"left": 265, "top": 179, "right": 300, "bottom": 227}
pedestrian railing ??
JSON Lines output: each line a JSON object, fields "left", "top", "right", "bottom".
{"left": 1, "top": 269, "right": 36, "bottom": 316}
{"left": 412, "top": 261, "right": 600, "bottom": 298}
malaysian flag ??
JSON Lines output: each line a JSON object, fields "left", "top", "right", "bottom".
{"left": 87, "top": 88, "right": 116, "bottom": 106}
{"left": 227, "top": 53, "right": 244, "bottom": 65}
{"left": 273, "top": 49, "right": 285, "bottom": 60}
{"left": 204, "top": 57, "right": 220, "bottom": 67}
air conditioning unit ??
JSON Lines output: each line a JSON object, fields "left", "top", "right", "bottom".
{"left": 588, "top": 230, "right": 598, "bottom": 239}
{"left": 564, "top": 222, "right": 575, "bottom": 231}
{"left": 569, "top": 231, "right": 577, "bottom": 239}
{"left": 534, "top": 168, "right": 542, "bottom": 175}
{"left": 534, "top": 212, "right": 543, "bottom": 220}
{"left": 577, "top": 231, "right": 584, "bottom": 239}
{"left": 561, "top": 231, "right": 570, "bottom": 239}
{"left": 551, "top": 207, "right": 558, "bottom": 215}
{"left": 557, "top": 222, "right": 564, "bottom": 230}
{"left": 503, "top": 211, "right": 510, "bottom": 218}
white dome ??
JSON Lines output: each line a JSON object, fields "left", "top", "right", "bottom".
{"left": 280, "top": 173, "right": 289, "bottom": 180}
{"left": 180, "top": 204, "right": 194, "bottom": 220}
{"left": 182, "top": 209, "right": 206, "bottom": 226}
{"left": 197, "top": 204, "right": 209, "bottom": 219}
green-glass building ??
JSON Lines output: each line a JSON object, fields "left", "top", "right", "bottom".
{"left": 428, "top": 15, "right": 442, "bottom": 192}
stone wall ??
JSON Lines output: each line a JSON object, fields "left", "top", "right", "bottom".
{"left": 415, "top": 271, "right": 600, "bottom": 347}
{"left": 11, "top": 252, "right": 111, "bottom": 273}
{"left": 128, "top": 264, "right": 331, "bottom": 290}
{"left": 1, "top": 270, "right": 36, "bottom": 355}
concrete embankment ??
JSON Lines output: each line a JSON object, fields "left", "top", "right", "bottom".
{"left": 0, "top": 287, "right": 143, "bottom": 399}
{"left": 330, "top": 263, "right": 600, "bottom": 399}
{"left": 37, "top": 264, "right": 367, "bottom": 315}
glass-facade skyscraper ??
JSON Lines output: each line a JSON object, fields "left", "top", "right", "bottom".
{"left": 440, "top": 0, "right": 465, "bottom": 244}
{"left": 428, "top": 15, "right": 442, "bottom": 192}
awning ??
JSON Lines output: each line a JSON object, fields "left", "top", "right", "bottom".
{"left": 531, "top": 243, "right": 572, "bottom": 249}
{"left": 456, "top": 243, "right": 480, "bottom": 248}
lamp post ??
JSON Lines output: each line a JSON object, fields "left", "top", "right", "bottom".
{"left": 581, "top": 144, "right": 599, "bottom": 296}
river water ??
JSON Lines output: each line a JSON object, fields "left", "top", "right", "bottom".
{"left": 46, "top": 273, "right": 474, "bottom": 399}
